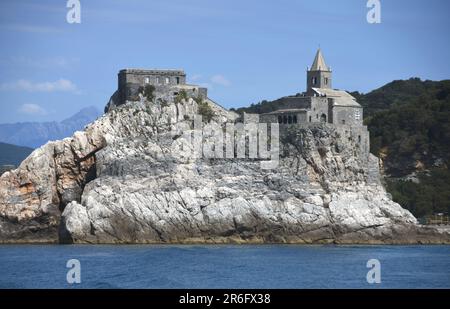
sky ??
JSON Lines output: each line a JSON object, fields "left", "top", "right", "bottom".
{"left": 0, "top": 0, "right": 449, "bottom": 123}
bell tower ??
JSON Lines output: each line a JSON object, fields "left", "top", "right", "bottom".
{"left": 307, "top": 49, "right": 332, "bottom": 93}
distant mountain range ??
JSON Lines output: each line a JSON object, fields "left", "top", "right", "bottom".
{"left": 0, "top": 142, "right": 33, "bottom": 167}
{"left": 0, "top": 106, "right": 101, "bottom": 148}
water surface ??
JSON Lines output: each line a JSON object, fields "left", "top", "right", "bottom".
{"left": 0, "top": 245, "right": 448, "bottom": 288}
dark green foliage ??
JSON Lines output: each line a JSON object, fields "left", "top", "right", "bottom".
{"left": 193, "top": 96, "right": 215, "bottom": 122}
{"left": 387, "top": 168, "right": 450, "bottom": 217}
{"left": 362, "top": 78, "right": 450, "bottom": 217}
{"left": 174, "top": 90, "right": 189, "bottom": 104}
{"left": 197, "top": 101, "right": 215, "bottom": 123}
{"left": 193, "top": 95, "right": 204, "bottom": 105}
{"left": 365, "top": 78, "right": 450, "bottom": 176}
{"left": 355, "top": 78, "right": 449, "bottom": 118}
{"left": 231, "top": 99, "right": 289, "bottom": 115}
{"left": 139, "top": 84, "right": 155, "bottom": 101}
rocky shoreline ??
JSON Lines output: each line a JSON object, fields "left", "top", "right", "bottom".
{"left": 1, "top": 96, "right": 449, "bottom": 244}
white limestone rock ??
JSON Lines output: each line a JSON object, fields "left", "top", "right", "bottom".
{"left": 1, "top": 95, "right": 448, "bottom": 244}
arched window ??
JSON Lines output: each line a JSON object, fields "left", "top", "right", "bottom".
{"left": 320, "top": 114, "right": 327, "bottom": 123}
{"left": 278, "top": 116, "right": 282, "bottom": 124}
{"left": 144, "top": 77, "right": 150, "bottom": 84}
{"left": 293, "top": 115, "right": 297, "bottom": 124}
{"left": 176, "top": 77, "right": 180, "bottom": 84}
{"left": 283, "top": 116, "right": 288, "bottom": 124}
{"left": 288, "top": 115, "right": 292, "bottom": 124}
{"left": 165, "top": 77, "right": 170, "bottom": 84}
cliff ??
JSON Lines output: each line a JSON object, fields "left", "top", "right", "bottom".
{"left": 0, "top": 94, "right": 449, "bottom": 244}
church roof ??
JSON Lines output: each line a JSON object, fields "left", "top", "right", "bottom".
{"left": 311, "top": 88, "right": 361, "bottom": 107}
{"left": 263, "top": 108, "right": 308, "bottom": 115}
{"left": 310, "top": 49, "right": 330, "bottom": 71}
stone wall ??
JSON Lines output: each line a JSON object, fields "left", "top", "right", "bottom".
{"left": 307, "top": 70, "right": 332, "bottom": 92}
{"left": 309, "top": 97, "right": 329, "bottom": 123}
{"left": 332, "top": 106, "right": 363, "bottom": 126}
{"left": 119, "top": 69, "right": 186, "bottom": 88}
{"left": 260, "top": 111, "right": 307, "bottom": 124}
{"left": 260, "top": 96, "right": 363, "bottom": 127}
{"left": 118, "top": 69, "right": 187, "bottom": 104}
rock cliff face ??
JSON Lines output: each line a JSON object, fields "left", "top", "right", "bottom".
{"left": 1, "top": 95, "right": 449, "bottom": 244}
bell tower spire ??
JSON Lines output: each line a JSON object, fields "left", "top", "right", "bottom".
{"left": 307, "top": 48, "right": 332, "bottom": 93}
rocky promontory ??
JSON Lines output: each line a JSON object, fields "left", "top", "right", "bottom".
{"left": 0, "top": 94, "right": 449, "bottom": 244}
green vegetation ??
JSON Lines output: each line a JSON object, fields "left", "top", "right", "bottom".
{"left": 350, "top": 78, "right": 449, "bottom": 118}
{"left": 361, "top": 79, "right": 450, "bottom": 174}
{"left": 233, "top": 77, "right": 450, "bottom": 217}
{"left": 231, "top": 98, "right": 292, "bottom": 115}
{"left": 174, "top": 90, "right": 189, "bottom": 104}
{"left": 193, "top": 95, "right": 204, "bottom": 105}
{"left": 186, "top": 95, "right": 216, "bottom": 122}
{"left": 139, "top": 84, "right": 155, "bottom": 101}
{"left": 386, "top": 168, "right": 450, "bottom": 218}
{"left": 362, "top": 78, "right": 450, "bottom": 217}
{"left": 197, "top": 99, "right": 215, "bottom": 123}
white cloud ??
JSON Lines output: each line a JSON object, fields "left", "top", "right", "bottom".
{"left": 18, "top": 103, "right": 47, "bottom": 115}
{"left": 0, "top": 79, "right": 79, "bottom": 93}
{"left": 211, "top": 75, "right": 231, "bottom": 87}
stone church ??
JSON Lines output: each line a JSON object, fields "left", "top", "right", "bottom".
{"left": 260, "top": 49, "right": 363, "bottom": 127}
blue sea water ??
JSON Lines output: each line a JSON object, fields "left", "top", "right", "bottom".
{"left": 0, "top": 245, "right": 449, "bottom": 288}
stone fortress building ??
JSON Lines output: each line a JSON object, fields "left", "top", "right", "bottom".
{"left": 107, "top": 68, "right": 237, "bottom": 120}
{"left": 259, "top": 49, "right": 363, "bottom": 127}
{"left": 117, "top": 68, "right": 208, "bottom": 104}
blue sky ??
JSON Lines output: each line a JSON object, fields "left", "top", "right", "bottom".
{"left": 0, "top": 0, "right": 449, "bottom": 123}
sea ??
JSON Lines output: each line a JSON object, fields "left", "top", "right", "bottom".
{"left": 0, "top": 245, "right": 449, "bottom": 288}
